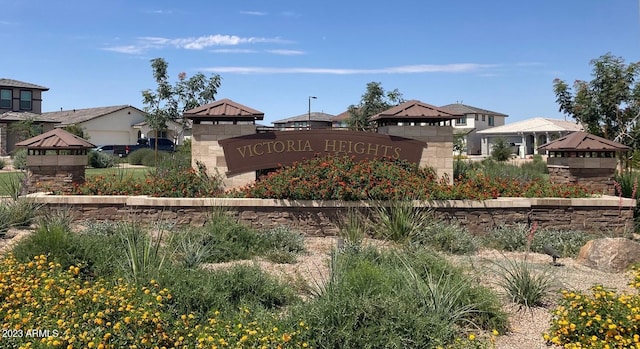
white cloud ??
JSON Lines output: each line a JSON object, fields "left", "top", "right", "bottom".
{"left": 240, "top": 11, "right": 267, "bottom": 16}
{"left": 211, "top": 48, "right": 258, "bottom": 54}
{"left": 267, "top": 49, "right": 305, "bottom": 56}
{"left": 102, "top": 45, "right": 146, "bottom": 54}
{"left": 147, "top": 9, "right": 173, "bottom": 14}
{"left": 0, "top": 20, "right": 13, "bottom": 25}
{"left": 201, "top": 63, "right": 498, "bottom": 74}
{"left": 102, "top": 34, "right": 292, "bottom": 54}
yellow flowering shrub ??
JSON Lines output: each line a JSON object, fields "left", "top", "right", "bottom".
{"left": 544, "top": 267, "right": 640, "bottom": 348}
{"left": 0, "top": 254, "right": 309, "bottom": 348}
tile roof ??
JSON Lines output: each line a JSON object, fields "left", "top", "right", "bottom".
{"left": 183, "top": 99, "right": 264, "bottom": 120}
{"left": 538, "top": 131, "right": 630, "bottom": 151}
{"left": 439, "top": 103, "right": 508, "bottom": 117}
{"left": 331, "top": 110, "right": 351, "bottom": 122}
{"left": 0, "top": 78, "right": 49, "bottom": 91}
{"left": 477, "top": 117, "right": 583, "bottom": 134}
{"left": 0, "top": 111, "right": 59, "bottom": 123}
{"left": 42, "top": 105, "right": 142, "bottom": 125}
{"left": 370, "top": 100, "right": 461, "bottom": 121}
{"left": 15, "top": 128, "right": 95, "bottom": 149}
{"left": 273, "top": 112, "right": 335, "bottom": 124}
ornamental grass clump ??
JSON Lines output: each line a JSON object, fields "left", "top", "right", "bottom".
{"left": 545, "top": 266, "right": 640, "bottom": 348}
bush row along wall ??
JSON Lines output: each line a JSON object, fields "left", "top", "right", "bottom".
{"left": 24, "top": 195, "right": 637, "bottom": 236}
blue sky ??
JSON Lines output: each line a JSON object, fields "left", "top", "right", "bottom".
{"left": 2, "top": 0, "right": 639, "bottom": 125}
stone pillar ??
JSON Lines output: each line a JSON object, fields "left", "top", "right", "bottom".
{"left": 0, "top": 123, "right": 6, "bottom": 156}
{"left": 191, "top": 124, "right": 257, "bottom": 189}
{"left": 377, "top": 125, "right": 453, "bottom": 183}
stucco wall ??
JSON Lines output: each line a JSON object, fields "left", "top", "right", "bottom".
{"left": 78, "top": 108, "right": 146, "bottom": 145}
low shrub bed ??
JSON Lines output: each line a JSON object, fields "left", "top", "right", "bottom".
{"left": 231, "top": 155, "right": 592, "bottom": 200}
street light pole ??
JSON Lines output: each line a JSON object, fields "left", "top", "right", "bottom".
{"left": 308, "top": 96, "right": 317, "bottom": 130}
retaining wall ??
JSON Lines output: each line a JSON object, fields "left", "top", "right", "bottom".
{"left": 24, "top": 194, "right": 637, "bottom": 236}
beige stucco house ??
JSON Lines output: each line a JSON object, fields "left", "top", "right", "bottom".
{"left": 439, "top": 103, "right": 508, "bottom": 155}
{"left": 43, "top": 105, "right": 170, "bottom": 146}
{"left": 477, "top": 117, "right": 584, "bottom": 158}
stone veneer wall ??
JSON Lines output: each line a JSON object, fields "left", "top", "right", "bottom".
{"left": 547, "top": 157, "right": 618, "bottom": 196}
{"left": 0, "top": 124, "right": 6, "bottom": 155}
{"left": 24, "top": 155, "right": 88, "bottom": 194}
{"left": 191, "top": 124, "right": 257, "bottom": 188}
{"left": 26, "top": 195, "right": 636, "bottom": 236}
{"left": 376, "top": 125, "right": 453, "bottom": 183}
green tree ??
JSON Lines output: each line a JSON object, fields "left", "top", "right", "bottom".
{"left": 9, "top": 117, "right": 41, "bottom": 142}
{"left": 347, "top": 82, "right": 404, "bottom": 131}
{"left": 141, "top": 58, "right": 222, "bottom": 162}
{"left": 491, "top": 137, "right": 512, "bottom": 162}
{"left": 62, "top": 124, "right": 89, "bottom": 140}
{"left": 553, "top": 53, "right": 640, "bottom": 149}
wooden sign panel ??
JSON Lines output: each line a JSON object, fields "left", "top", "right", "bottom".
{"left": 218, "top": 130, "right": 426, "bottom": 175}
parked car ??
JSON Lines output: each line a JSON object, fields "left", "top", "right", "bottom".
{"left": 93, "top": 145, "right": 115, "bottom": 155}
{"left": 117, "top": 138, "right": 176, "bottom": 157}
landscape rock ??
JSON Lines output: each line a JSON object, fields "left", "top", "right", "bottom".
{"left": 576, "top": 237, "right": 640, "bottom": 273}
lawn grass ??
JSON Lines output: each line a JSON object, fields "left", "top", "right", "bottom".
{"left": 0, "top": 167, "right": 150, "bottom": 196}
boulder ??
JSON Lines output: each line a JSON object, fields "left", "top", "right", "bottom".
{"left": 576, "top": 238, "right": 640, "bottom": 273}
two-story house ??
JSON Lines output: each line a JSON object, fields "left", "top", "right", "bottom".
{"left": 439, "top": 103, "right": 508, "bottom": 155}
{"left": 0, "top": 78, "right": 58, "bottom": 155}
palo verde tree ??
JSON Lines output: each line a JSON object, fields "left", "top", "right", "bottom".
{"left": 347, "top": 82, "right": 404, "bottom": 131}
{"left": 553, "top": 53, "right": 640, "bottom": 150}
{"left": 141, "top": 58, "right": 222, "bottom": 162}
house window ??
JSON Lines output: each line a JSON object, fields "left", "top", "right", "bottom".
{"left": 19, "top": 90, "right": 32, "bottom": 110}
{"left": 488, "top": 116, "right": 495, "bottom": 126}
{"left": 482, "top": 115, "right": 486, "bottom": 122}
{"left": 475, "top": 114, "right": 478, "bottom": 121}
{"left": 0, "top": 89, "right": 11, "bottom": 108}
{"left": 456, "top": 118, "right": 466, "bottom": 125}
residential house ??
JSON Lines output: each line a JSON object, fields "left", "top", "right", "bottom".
{"left": 439, "top": 103, "right": 508, "bottom": 155}
{"left": 0, "top": 78, "right": 57, "bottom": 155}
{"left": 331, "top": 110, "right": 350, "bottom": 128}
{"left": 43, "top": 105, "right": 156, "bottom": 146}
{"left": 476, "top": 117, "right": 584, "bottom": 158}
{"left": 272, "top": 112, "right": 335, "bottom": 130}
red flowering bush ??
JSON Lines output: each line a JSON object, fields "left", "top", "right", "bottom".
{"left": 230, "top": 156, "right": 592, "bottom": 201}
{"left": 67, "top": 163, "right": 223, "bottom": 197}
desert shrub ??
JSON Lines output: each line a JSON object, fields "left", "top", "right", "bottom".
{"left": 529, "top": 228, "right": 590, "bottom": 257}
{"left": 141, "top": 150, "right": 171, "bottom": 167}
{"left": 545, "top": 268, "right": 640, "bottom": 347}
{"left": 483, "top": 224, "right": 589, "bottom": 258}
{"left": 414, "top": 218, "right": 478, "bottom": 255}
{"left": 5, "top": 199, "right": 41, "bottom": 227}
{"left": 11, "top": 148, "right": 27, "bottom": 170}
{"left": 118, "top": 223, "right": 170, "bottom": 284}
{"left": 483, "top": 224, "right": 529, "bottom": 251}
{"left": 88, "top": 149, "right": 116, "bottom": 168}
{"left": 0, "top": 171, "right": 24, "bottom": 200}
{"left": 259, "top": 226, "right": 306, "bottom": 264}
{"left": 491, "top": 258, "right": 555, "bottom": 308}
{"left": 0, "top": 204, "right": 10, "bottom": 236}
{"left": 290, "top": 248, "right": 507, "bottom": 348}
{"left": 478, "top": 158, "right": 547, "bottom": 182}
{"left": 11, "top": 217, "right": 75, "bottom": 264}
{"left": 158, "top": 263, "right": 298, "bottom": 317}
{"left": 0, "top": 158, "right": 5, "bottom": 169}
{"left": 453, "top": 158, "right": 480, "bottom": 180}
{"left": 127, "top": 148, "right": 154, "bottom": 165}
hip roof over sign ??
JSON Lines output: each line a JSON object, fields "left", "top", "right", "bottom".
{"left": 15, "top": 128, "right": 95, "bottom": 149}
{"left": 537, "top": 131, "right": 630, "bottom": 152}
{"left": 183, "top": 98, "right": 264, "bottom": 121}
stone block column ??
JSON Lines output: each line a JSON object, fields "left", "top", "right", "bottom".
{"left": 191, "top": 124, "right": 257, "bottom": 188}
{"left": 377, "top": 125, "right": 453, "bottom": 183}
